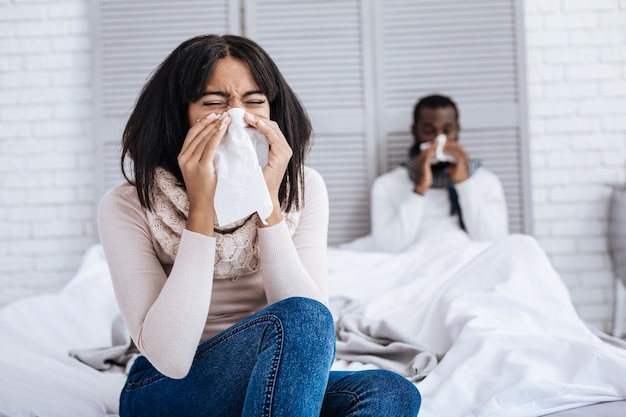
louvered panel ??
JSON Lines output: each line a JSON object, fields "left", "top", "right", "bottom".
{"left": 306, "top": 133, "right": 371, "bottom": 244}
{"left": 385, "top": 132, "right": 413, "bottom": 169}
{"left": 379, "top": 0, "right": 518, "bottom": 110}
{"left": 245, "top": 0, "right": 363, "bottom": 111}
{"left": 94, "top": 0, "right": 237, "bottom": 200}
{"left": 386, "top": 83, "right": 517, "bottom": 107}
{"left": 245, "top": 0, "right": 373, "bottom": 244}
{"left": 463, "top": 129, "right": 525, "bottom": 234}
{"left": 98, "top": 1, "right": 231, "bottom": 119}
{"left": 102, "top": 128, "right": 123, "bottom": 189}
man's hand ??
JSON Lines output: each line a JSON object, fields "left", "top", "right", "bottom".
{"left": 443, "top": 141, "right": 470, "bottom": 183}
{"left": 411, "top": 146, "right": 435, "bottom": 195}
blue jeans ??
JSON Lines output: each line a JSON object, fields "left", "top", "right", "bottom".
{"left": 119, "top": 297, "right": 421, "bottom": 417}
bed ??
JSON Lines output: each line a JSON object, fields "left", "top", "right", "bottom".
{"left": 1, "top": 235, "right": 625, "bottom": 417}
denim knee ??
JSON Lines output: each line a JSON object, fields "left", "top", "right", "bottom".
{"left": 373, "top": 370, "right": 421, "bottom": 415}
{"left": 269, "top": 297, "right": 335, "bottom": 334}
{"left": 324, "top": 370, "right": 421, "bottom": 417}
{"left": 267, "top": 297, "right": 336, "bottom": 362}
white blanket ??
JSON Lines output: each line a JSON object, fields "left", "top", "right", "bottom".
{"left": 328, "top": 233, "right": 626, "bottom": 417}
{"left": 1, "top": 235, "right": 626, "bottom": 417}
{"left": 0, "top": 245, "right": 125, "bottom": 417}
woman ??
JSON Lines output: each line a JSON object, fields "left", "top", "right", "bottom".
{"left": 98, "top": 34, "right": 421, "bottom": 417}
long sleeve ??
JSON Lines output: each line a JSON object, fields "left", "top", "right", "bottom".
{"left": 370, "top": 167, "right": 428, "bottom": 253}
{"left": 97, "top": 184, "right": 216, "bottom": 379}
{"left": 97, "top": 168, "right": 330, "bottom": 380}
{"left": 259, "top": 167, "right": 329, "bottom": 305}
{"left": 455, "top": 167, "right": 509, "bottom": 241}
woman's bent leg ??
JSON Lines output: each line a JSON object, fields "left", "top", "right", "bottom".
{"left": 321, "top": 370, "right": 421, "bottom": 417}
{"left": 241, "top": 297, "right": 335, "bottom": 416}
{"left": 119, "top": 297, "right": 335, "bottom": 417}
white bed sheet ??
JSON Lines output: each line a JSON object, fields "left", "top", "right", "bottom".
{"left": 1, "top": 235, "right": 625, "bottom": 417}
{"left": 328, "top": 232, "right": 626, "bottom": 417}
{"left": 0, "top": 245, "right": 125, "bottom": 417}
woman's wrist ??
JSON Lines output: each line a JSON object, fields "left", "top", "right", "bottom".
{"left": 259, "top": 200, "right": 283, "bottom": 227}
{"left": 186, "top": 204, "right": 215, "bottom": 236}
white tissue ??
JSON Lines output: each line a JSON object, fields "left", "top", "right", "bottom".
{"left": 419, "top": 133, "right": 456, "bottom": 164}
{"left": 213, "top": 108, "right": 273, "bottom": 226}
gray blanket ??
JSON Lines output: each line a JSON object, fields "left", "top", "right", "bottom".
{"left": 330, "top": 296, "right": 439, "bottom": 382}
{"left": 69, "top": 300, "right": 439, "bottom": 381}
{"left": 68, "top": 314, "right": 138, "bottom": 374}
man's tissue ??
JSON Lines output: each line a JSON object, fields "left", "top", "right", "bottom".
{"left": 419, "top": 133, "right": 456, "bottom": 164}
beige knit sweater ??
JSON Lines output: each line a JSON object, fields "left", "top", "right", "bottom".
{"left": 97, "top": 167, "right": 329, "bottom": 379}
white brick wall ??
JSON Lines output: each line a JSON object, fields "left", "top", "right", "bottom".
{"left": 1, "top": 0, "right": 625, "bottom": 334}
{"left": 0, "top": 0, "right": 95, "bottom": 304}
{"left": 525, "top": 0, "right": 626, "bottom": 332}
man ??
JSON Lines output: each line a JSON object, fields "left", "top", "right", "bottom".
{"left": 370, "top": 94, "right": 509, "bottom": 252}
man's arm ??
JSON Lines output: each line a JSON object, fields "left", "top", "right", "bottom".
{"left": 370, "top": 168, "right": 428, "bottom": 253}
{"left": 455, "top": 167, "right": 509, "bottom": 241}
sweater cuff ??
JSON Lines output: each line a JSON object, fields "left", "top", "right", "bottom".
{"left": 174, "top": 229, "right": 216, "bottom": 275}
{"left": 257, "top": 220, "right": 294, "bottom": 263}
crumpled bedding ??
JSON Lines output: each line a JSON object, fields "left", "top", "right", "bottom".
{"left": 330, "top": 295, "right": 440, "bottom": 382}
{"left": 1, "top": 234, "right": 625, "bottom": 417}
{"left": 68, "top": 314, "right": 138, "bottom": 375}
{"left": 328, "top": 233, "right": 626, "bottom": 417}
{"left": 0, "top": 245, "right": 125, "bottom": 417}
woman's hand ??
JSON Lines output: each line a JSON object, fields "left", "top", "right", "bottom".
{"left": 178, "top": 113, "right": 231, "bottom": 235}
{"left": 244, "top": 112, "right": 292, "bottom": 226}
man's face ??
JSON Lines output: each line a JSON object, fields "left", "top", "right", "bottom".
{"left": 412, "top": 106, "right": 459, "bottom": 145}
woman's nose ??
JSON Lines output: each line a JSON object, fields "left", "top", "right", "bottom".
{"left": 226, "top": 98, "right": 244, "bottom": 110}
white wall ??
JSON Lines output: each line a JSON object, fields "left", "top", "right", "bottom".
{"left": 1, "top": 0, "right": 626, "bottom": 332}
{"left": 525, "top": 0, "right": 626, "bottom": 331}
{"left": 0, "top": 0, "right": 95, "bottom": 303}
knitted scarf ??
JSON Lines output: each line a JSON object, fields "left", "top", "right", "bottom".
{"left": 145, "top": 167, "right": 300, "bottom": 280}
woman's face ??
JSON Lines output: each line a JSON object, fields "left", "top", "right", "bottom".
{"left": 187, "top": 56, "right": 270, "bottom": 125}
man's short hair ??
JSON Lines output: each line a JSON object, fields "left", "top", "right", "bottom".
{"left": 412, "top": 94, "right": 459, "bottom": 123}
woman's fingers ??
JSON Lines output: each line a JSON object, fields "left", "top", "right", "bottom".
{"left": 199, "top": 113, "right": 230, "bottom": 164}
{"left": 179, "top": 113, "right": 228, "bottom": 167}
{"left": 246, "top": 114, "right": 292, "bottom": 169}
{"left": 244, "top": 113, "right": 292, "bottom": 199}
{"left": 244, "top": 112, "right": 292, "bottom": 162}
{"left": 179, "top": 113, "right": 218, "bottom": 156}
{"left": 178, "top": 114, "right": 232, "bottom": 217}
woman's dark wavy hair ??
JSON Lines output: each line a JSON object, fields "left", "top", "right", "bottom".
{"left": 121, "top": 34, "right": 312, "bottom": 212}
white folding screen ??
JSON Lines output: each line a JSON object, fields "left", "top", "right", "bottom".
{"left": 92, "top": 0, "right": 240, "bottom": 200}
{"left": 243, "top": 0, "right": 377, "bottom": 245}
{"left": 93, "top": 0, "right": 530, "bottom": 244}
